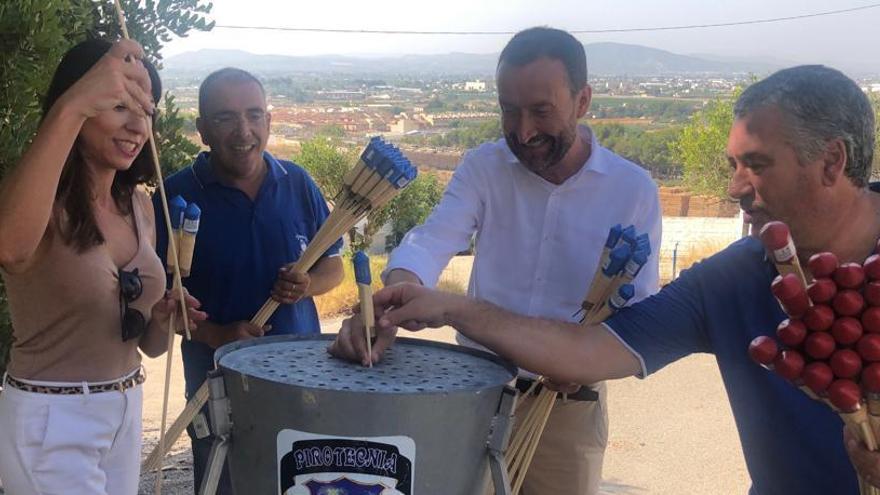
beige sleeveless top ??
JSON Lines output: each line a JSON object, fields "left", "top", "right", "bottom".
{"left": 2, "top": 189, "right": 165, "bottom": 381}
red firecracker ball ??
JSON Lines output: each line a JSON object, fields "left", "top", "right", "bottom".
{"left": 828, "top": 379, "right": 862, "bottom": 412}
{"left": 807, "top": 278, "right": 837, "bottom": 304}
{"left": 773, "top": 350, "right": 805, "bottom": 381}
{"left": 865, "top": 254, "right": 880, "bottom": 281}
{"left": 808, "top": 252, "right": 840, "bottom": 279}
{"left": 863, "top": 363, "right": 880, "bottom": 393}
{"left": 834, "top": 263, "right": 866, "bottom": 290}
{"left": 777, "top": 319, "right": 808, "bottom": 347}
{"left": 832, "top": 317, "right": 864, "bottom": 345}
{"left": 772, "top": 274, "right": 811, "bottom": 318}
{"left": 803, "top": 304, "right": 835, "bottom": 332}
{"left": 805, "top": 332, "right": 836, "bottom": 360}
{"left": 830, "top": 349, "right": 863, "bottom": 379}
{"left": 866, "top": 281, "right": 880, "bottom": 307}
{"left": 833, "top": 290, "right": 866, "bottom": 317}
{"left": 760, "top": 221, "right": 792, "bottom": 252}
{"left": 803, "top": 361, "right": 835, "bottom": 394}
{"left": 748, "top": 335, "right": 779, "bottom": 365}
{"left": 862, "top": 307, "right": 880, "bottom": 333}
{"left": 858, "top": 334, "right": 880, "bottom": 362}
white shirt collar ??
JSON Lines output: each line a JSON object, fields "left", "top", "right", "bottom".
{"left": 502, "top": 125, "right": 610, "bottom": 186}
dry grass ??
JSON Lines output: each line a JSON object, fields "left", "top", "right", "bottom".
{"left": 437, "top": 276, "right": 467, "bottom": 295}
{"left": 675, "top": 239, "right": 730, "bottom": 273}
{"left": 314, "top": 254, "right": 469, "bottom": 318}
{"left": 315, "top": 254, "right": 388, "bottom": 318}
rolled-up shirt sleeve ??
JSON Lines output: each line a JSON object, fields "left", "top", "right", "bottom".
{"left": 603, "top": 260, "right": 712, "bottom": 378}
{"left": 384, "top": 153, "right": 484, "bottom": 288}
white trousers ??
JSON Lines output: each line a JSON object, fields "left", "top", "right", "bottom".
{"left": 0, "top": 375, "right": 143, "bottom": 495}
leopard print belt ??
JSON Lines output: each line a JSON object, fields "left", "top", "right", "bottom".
{"left": 3, "top": 367, "right": 146, "bottom": 395}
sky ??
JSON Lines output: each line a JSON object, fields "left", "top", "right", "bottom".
{"left": 162, "top": 0, "right": 880, "bottom": 72}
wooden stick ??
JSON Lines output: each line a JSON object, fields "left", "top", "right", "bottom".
{"left": 358, "top": 283, "right": 374, "bottom": 367}
{"left": 514, "top": 380, "right": 540, "bottom": 414}
{"left": 114, "top": 3, "right": 190, "bottom": 492}
{"left": 506, "top": 398, "right": 544, "bottom": 464}
{"left": 142, "top": 380, "right": 209, "bottom": 472}
{"left": 507, "top": 394, "right": 542, "bottom": 465}
{"left": 112, "top": 0, "right": 190, "bottom": 341}
{"left": 507, "top": 388, "right": 554, "bottom": 471}
{"left": 154, "top": 310, "right": 176, "bottom": 494}
{"left": 511, "top": 390, "right": 555, "bottom": 495}
{"left": 112, "top": 0, "right": 130, "bottom": 38}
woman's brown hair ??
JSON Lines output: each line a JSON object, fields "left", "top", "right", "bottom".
{"left": 42, "top": 38, "right": 162, "bottom": 252}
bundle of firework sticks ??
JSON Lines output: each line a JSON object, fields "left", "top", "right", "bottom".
{"left": 143, "top": 136, "right": 417, "bottom": 473}
{"left": 749, "top": 221, "right": 880, "bottom": 495}
{"left": 252, "top": 136, "right": 416, "bottom": 326}
{"left": 506, "top": 224, "right": 651, "bottom": 494}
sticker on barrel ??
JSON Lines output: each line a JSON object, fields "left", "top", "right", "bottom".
{"left": 277, "top": 429, "right": 415, "bottom": 495}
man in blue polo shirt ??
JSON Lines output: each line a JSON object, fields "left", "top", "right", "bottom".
{"left": 335, "top": 65, "right": 880, "bottom": 494}
{"left": 155, "top": 67, "right": 344, "bottom": 494}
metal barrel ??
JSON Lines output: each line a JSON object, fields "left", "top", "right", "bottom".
{"left": 213, "top": 334, "right": 517, "bottom": 494}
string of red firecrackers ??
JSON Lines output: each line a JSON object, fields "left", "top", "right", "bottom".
{"left": 749, "top": 221, "right": 880, "bottom": 495}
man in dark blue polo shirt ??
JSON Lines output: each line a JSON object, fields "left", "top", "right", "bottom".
{"left": 332, "top": 65, "right": 880, "bottom": 494}
{"left": 155, "top": 68, "right": 344, "bottom": 494}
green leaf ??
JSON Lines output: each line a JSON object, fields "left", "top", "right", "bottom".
{"left": 0, "top": 0, "right": 213, "bottom": 375}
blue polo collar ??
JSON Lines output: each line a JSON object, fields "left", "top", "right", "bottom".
{"left": 191, "top": 151, "right": 288, "bottom": 189}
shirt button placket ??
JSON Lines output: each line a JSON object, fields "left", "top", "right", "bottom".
{"left": 529, "top": 191, "right": 559, "bottom": 314}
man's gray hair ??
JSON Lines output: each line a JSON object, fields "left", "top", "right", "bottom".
{"left": 734, "top": 65, "right": 875, "bottom": 187}
{"left": 198, "top": 67, "right": 266, "bottom": 116}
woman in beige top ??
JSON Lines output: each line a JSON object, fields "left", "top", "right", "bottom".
{"left": 0, "top": 39, "right": 207, "bottom": 494}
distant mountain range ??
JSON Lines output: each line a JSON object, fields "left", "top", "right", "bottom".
{"left": 163, "top": 42, "right": 784, "bottom": 78}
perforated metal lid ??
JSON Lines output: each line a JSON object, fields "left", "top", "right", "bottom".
{"left": 217, "top": 336, "right": 515, "bottom": 394}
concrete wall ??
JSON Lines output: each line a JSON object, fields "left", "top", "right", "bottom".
{"left": 659, "top": 212, "right": 746, "bottom": 283}
{"left": 353, "top": 212, "right": 746, "bottom": 286}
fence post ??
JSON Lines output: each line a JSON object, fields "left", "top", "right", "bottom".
{"left": 672, "top": 241, "right": 680, "bottom": 280}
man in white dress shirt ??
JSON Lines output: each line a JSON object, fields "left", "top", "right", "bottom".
{"left": 330, "top": 26, "right": 661, "bottom": 494}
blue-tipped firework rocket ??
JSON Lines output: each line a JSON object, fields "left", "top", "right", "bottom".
{"left": 353, "top": 251, "right": 372, "bottom": 286}
{"left": 609, "top": 284, "right": 635, "bottom": 312}
{"left": 576, "top": 225, "right": 623, "bottom": 318}
{"left": 620, "top": 225, "right": 638, "bottom": 249}
{"left": 165, "top": 195, "right": 188, "bottom": 274}
{"left": 636, "top": 233, "right": 651, "bottom": 256}
{"left": 580, "top": 243, "right": 632, "bottom": 317}
{"left": 352, "top": 251, "right": 376, "bottom": 366}
{"left": 339, "top": 136, "right": 418, "bottom": 215}
{"left": 587, "top": 246, "right": 647, "bottom": 322}
{"left": 578, "top": 225, "right": 654, "bottom": 324}
{"left": 621, "top": 247, "right": 649, "bottom": 282}
{"left": 169, "top": 195, "right": 187, "bottom": 229}
{"left": 603, "top": 224, "right": 624, "bottom": 255}
{"left": 179, "top": 203, "right": 201, "bottom": 277}
{"left": 604, "top": 244, "right": 632, "bottom": 276}
{"left": 587, "top": 283, "right": 636, "bottom": 324}
{"left": 587, "top": 248, "right": 648, "bottom": 321}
